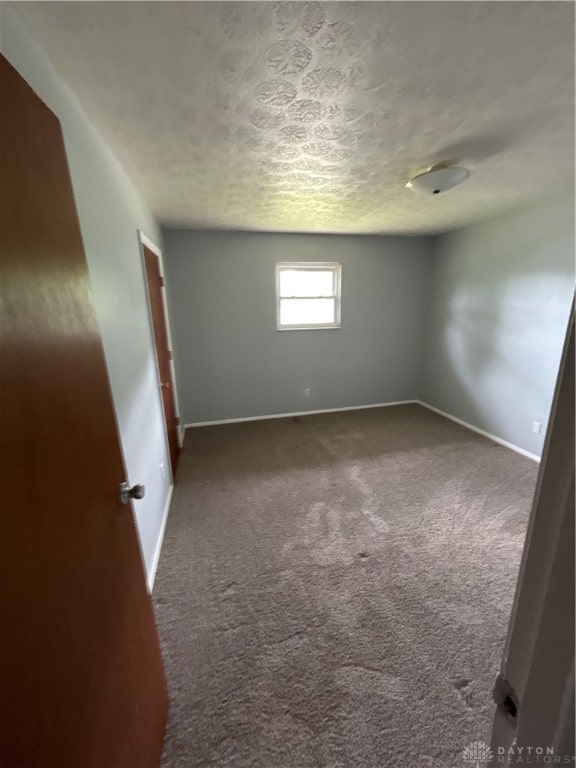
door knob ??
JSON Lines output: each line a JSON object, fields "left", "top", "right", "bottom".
{"left": 119, "top": 482, "right": 146, "bottom": 504}
{"left": 160, "top": 382, "right": 170, "bottom": 389}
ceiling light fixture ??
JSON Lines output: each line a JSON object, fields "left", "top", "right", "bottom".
{"left": 406, "top": 165, "right": 470, "bottom": 196}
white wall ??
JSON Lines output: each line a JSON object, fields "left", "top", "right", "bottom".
{"left": 422, "top": 193, "right": 574, "bottom": 457}
{"left": 1, "top": 9, "right": 171, "bottom": 586}
{"left": 163, "top": 229, "right": 433, "bottom": 424}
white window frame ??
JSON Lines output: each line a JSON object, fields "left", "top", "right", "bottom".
{"left": 276, "top": 262, "right": 342, "bottom": 331}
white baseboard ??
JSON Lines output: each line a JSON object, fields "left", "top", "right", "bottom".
{"left": 184, "top": 399, "right": 418, "bottom": 429}
{"left": 183, "top": 399, "right": 541, "bottom": 461}
{"left": 147, "top": 484, "right": 173, "bottom": 593}
{"left": 417, "top": 400, "right": 541, "bottom": 463}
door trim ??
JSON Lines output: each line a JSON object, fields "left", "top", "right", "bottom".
{"left": 147, "top": 484, "right": 174, "bottom": 593}
{"left": 138, "top": 230, "right": 183, "bottom": 463}
{"left": 490, "top": 304, "right": 575, "bottom": 755}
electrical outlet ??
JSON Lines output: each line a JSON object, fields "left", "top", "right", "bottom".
{"left": 159, "top": 462, "right": 165, "bottom": 479}
{"left": 531, "top": 421, "right": 542, "bottom": 435}
{"left": 304, "top": 387, "right": 311, "bottom": 397}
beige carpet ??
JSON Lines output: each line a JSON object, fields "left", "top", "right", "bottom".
{"left": 153, "top": 404, "right": 537, "bottom": 768}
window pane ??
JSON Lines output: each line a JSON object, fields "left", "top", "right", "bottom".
{"left": 280, "top": 298, "right": 335, "bottom": 326}
{"left": 279, "top": 269, "right": 334, "bottom": 297}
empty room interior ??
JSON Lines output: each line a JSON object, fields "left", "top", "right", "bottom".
{"left": 1, "top": 2, "right": 575, "bottom": 768}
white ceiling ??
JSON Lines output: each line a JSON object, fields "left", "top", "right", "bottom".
{"left": 10, "top": 1, "right": 575, "bottom": 234}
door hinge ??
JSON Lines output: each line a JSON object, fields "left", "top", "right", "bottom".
{"left": 159, "top": 276, "right": 165, "bottom": 287}
{"left": 175, "top": 417, "right": 180, "bottom": 426}
{"left": 168, "top": 351, "right": 173, "bottom": 361}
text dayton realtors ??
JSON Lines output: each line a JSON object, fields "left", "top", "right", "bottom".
{"left": 496, "top": 746, "right": 575, "bottom": 764}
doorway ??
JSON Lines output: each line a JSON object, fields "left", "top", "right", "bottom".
{"left": 0, "top": 54, "right": 168, "bottom": 767}
{"left": 140, "top": 233, "right": 181, "bottom": 478}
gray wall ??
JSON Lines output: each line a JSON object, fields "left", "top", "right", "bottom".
{"left": 163, "top": 230, "right": 433, "bottom": 424}
{"left": 1, "top": 9, "right": 171, "bottom": 584}
{"left": 422, "top": 193, "right": 574, "bottom": 457}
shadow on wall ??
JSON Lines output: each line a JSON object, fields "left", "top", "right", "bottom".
{"left": 447, "top": 274, "right": 568, "bottom": 400}
{"left": 425, "top": 217, "right": 574, "bottom": 454}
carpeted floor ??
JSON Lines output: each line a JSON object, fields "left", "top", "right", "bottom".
{"left": 153, "top": 404, "right": 537, "bottom": 768}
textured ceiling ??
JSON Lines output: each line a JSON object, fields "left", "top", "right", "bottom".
{"left": 9, "top": 1, "right": 575, "bottom": 234}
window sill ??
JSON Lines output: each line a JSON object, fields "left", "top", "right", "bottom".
{"left": 276, "top": 325, "right": 341, "bottom": 331}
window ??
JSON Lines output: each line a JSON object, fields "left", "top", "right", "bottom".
{"left": 276, "top": 262, "right": 341, "bottom": 330}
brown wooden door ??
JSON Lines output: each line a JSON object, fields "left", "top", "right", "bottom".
{"left": 0, "top": 56, "right": 168, "bottom": 768}
{"left": 143, "top": 245, "right": 180, "bottom": 476}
